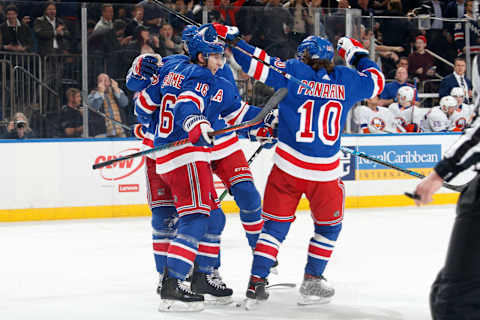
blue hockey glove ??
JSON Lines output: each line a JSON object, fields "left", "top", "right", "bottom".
{"left": 132, "top": 54, "right": 161, "bottom": 79}
{"left": 337, "top": 37, "right": 369, "bottom": 67}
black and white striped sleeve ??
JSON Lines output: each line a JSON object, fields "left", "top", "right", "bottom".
{"left": 435, "top": 117, "right": 480, "bottom": 181}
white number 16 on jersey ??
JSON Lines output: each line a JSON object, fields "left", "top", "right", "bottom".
{"left": 296, "top": 100, "right": 342, "bottom": 146}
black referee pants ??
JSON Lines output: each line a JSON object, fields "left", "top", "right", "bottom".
{"left": 430, "top": 174, "right": 480, "bottom": 319}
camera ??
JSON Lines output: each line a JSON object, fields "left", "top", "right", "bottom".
{"left": 15, "top": 120, "right": 26, "bottom": 129}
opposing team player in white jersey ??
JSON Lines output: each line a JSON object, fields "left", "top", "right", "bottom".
{"left": 450, "top": 87, "right": 475, "bottom": 131}
{"left": 354, "top": 96, "right": 397, "bottom": 133}
{"left": 215, "top": 23, "right": 385, "bottom": 305}
{"left": 422, "top": 96, "right": 457, "bottom": 132}
{"left": 388, "top": 85, "right": 427, "bottom": 132}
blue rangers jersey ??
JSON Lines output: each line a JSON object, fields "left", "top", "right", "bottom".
{"left": 127, "top": 54, "right": 248, "bottom": 162}
{"left": 136, "top": 60, "right": 261, "bottom": 174}
{"left": 232, "top": 39, "right": 385, "bottom": 181}
{"left": 210, "top": 62, "right": 246, "bottom": 161}
{"left": 127, "top": 54, "right": 189, "bottom": 155}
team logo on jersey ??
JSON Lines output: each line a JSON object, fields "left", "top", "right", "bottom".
{"left": 370, "top": 117, "right": 386, "bottom": 131}
{"left": 273, "top": 58, "right": 286, "bottom": 69}
{"left": 455, "top": 117, "right": 467, "bottom": 129}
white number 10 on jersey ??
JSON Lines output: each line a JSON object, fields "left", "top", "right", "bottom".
{"left": 296, "top": 100, "right": 342, "bottom": 146}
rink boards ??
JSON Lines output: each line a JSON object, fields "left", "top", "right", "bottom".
{"left": 1, "top": 133, "right": 472, "bottom": 222}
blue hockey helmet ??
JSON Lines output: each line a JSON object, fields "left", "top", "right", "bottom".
{"left": 182, "top": 24, "right": 198, "bottom": 43}
{"left": 297, "top": 36, "right": 334, "bottom": 61}
{"left": 187, "top": 24, "right": 224, "bottom": 60}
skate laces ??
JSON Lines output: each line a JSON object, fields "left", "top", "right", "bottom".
{"left": 301, "top": 275, "right": 333, "bottom": 296}
{"left": 207, "top": 273, "right": 226, "bottom": 289}
{"left": 177, "top": 279, "right": 196, "bottom": 295}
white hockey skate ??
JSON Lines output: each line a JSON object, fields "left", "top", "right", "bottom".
{"left": 298, "top": 274, "right": 334, "bottom": 306}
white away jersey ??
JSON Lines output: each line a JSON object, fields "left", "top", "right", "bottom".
{"left": 388, "top": 103, "right": 428, "bottom": 131}
{"left": 422, "top": 106, "right": 450, "bottom": 132}
{"left": 353, "top": 105, "right": 397, "bottom": 133}
{"left": 449, "top": 104, "right": 475, "bottom": 131}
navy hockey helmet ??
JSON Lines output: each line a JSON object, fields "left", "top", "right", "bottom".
{"left": 187, "top": 24, "right": 224, "bottom": 60}
{"left": 297, "top": 36, "right": 334, "bottom": 61}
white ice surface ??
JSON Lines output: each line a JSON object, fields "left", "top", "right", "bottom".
{"left": 0, "top": 205, "right": 456, "bottom": 320}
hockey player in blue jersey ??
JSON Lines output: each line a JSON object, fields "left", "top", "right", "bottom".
{"left": 214, "top": 24, "right": 385, "bottom": 305}
{"left": 130, "top": 24, "right": 276, "bottom": 311}
{"left": 128, "top": 25, "right": 274, "bottom": 304}
{"left": 128, "top": 52, "right": 236, "bottom": 307}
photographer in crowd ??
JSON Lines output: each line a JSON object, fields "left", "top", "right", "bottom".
{"left": 2, "top": 112, "right": 36, "bottom": 139}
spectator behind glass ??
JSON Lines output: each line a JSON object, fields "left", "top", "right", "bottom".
{"left": 93, "top": 4, "right": 114, "bottom": 34}
{"left": 263, "top": 0, "right": 294, "bottom": 59}
{"left": 168, "top": 0, "right": 194, "bottom": 34}
{"left": 87, "top": 73, "right": 129, "bottom": 138}
{"left": 33, "top": 1, "right": 70, "bottom": 56}
{"left": 282, "top": 0, "right": 313, "bottom": 45}
{"left": 387, "top": 56, "right": 410, "bottom": 79}
{"left": 59, "top": 88, "right": 83, "bottom": 138}
{"left": 139, "top": 0, "right": 167, "bottom": 32}
{"left": 159, "top": 23, "right": 182, "bottom": 56}
{"left": 408, "top": 35, "right": 436, "bottom": 81}
{"left": 378, "top": 0, "right": 415, "bottom": 53}
{"left": 2, "top": 112, "right": 36, "bottom": 139}
{"left": 0, "top": 5, "right": 33, "bottom": 52}
{"left": 439, "top": 57, "right": 472, "bottom": 102}
{"left": 124, "top": 25, "right": 165, "bottom": 62}
{"left": 379, "top": 67, "right": 417, "bottom": 106}
{"left": 193, "top": 0, "right": 222, "bottom": 24}
{"left": 126, "top": 5, "right": 145, "bottom": 37}
{"left": 216, "top": 0, "right": 246, "bottom": 26}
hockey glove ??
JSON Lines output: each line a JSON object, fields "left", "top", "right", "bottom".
{"left": 248, "top": 127, "right": 277, "bottom": 149}
{"left": 405, "top": 123, "right": 421, "bottom": 133}
{"left": 132, "top": 54, "right": 161, "bottom": 79}
{"left": 132, "top": 123, "right": 145, "bottom": 140}
{"left": 337, "top": 37, "right": 369, "bottom": 67}
{"left": 184, "top": 115, "right": 214, "bottom": 147}
{"left": 263, "top": 109, "right": 279, "bottom": 130}
{"left": 212, "top": 23, "right": 240, "bottom": 42}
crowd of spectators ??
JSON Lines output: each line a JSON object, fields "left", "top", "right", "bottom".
{"left": 0, "top": 0, "right": 479, "bottom": 139}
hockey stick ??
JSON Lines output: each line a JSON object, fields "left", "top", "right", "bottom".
{"left": 218, "top": 144, "right": 265, "bottom": 201}
{"left": 150, "top": 0, "right": 311, "bottom": 91}
{"left": 82, "top": 105, "right": 131, "bottom": 131}
{"left": 266, "top": 282, "right": 297, "bottom": 289}
{"left": 341, "top": 146, "right": 466, "bottom": 192}
{"left": 92, "top": 88, "right": 287, "bottom": 170}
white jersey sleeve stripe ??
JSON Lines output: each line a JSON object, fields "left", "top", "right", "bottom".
{"left": 223, "top": 101, "right": 250, "bottom": 125}
{"left": 365, "top": 67, "right": 385, "bottom": 98}
{"left": 177, "top": 91, "right": 205, "bottom": 112}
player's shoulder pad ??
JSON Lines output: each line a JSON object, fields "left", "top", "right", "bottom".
{"left": 162, "top": 54, "right": 189, "bottom": 64}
